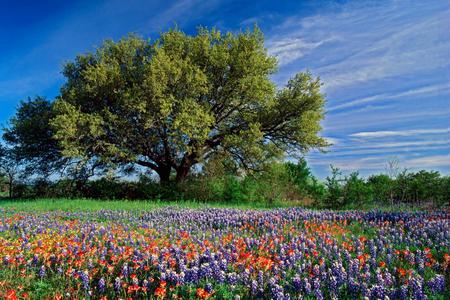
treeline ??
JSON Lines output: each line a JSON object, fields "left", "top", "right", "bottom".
{"left": 2, "top": 157, "right": 449, "bottom": 208}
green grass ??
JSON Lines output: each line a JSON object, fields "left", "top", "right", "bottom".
{"left": 0, "top": 198, "right": 432, "bottom": 212}
{"left": 0, "top": 198, "right": 298, "bottom": 212}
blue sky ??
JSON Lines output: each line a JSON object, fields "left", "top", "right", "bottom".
{"left": 1, "top": 0, "right": 449, "bottom": 178}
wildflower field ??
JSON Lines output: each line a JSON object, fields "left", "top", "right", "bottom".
{"left": 0, "top": 205, "right": 448, "bottom": 299}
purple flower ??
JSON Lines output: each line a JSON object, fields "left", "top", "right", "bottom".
{"left": 114, "top": 277, "right": 122, "bottom": 293}
{"left": 427, "top": 274, "right": 445, "bottom": 294}
{"left": 39, "top": 265, "right": 46, "bottom": 278}
{"left": 205, "top": 283, "right": 213, "bottom": 293}
{"left": 98, "top": 277, "right": 106, "bottom": 293}
{"left": 79, "top": 270, "right": 90, "bottom": 290}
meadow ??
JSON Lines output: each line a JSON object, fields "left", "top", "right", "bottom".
{"left": 0, "top": 200, "right": 448, "bottom": 299}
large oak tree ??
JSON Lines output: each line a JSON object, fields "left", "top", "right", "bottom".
{"left": 52, "top": 27, "right": 328, "bottom": 183}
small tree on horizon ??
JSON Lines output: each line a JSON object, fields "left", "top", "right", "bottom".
{"left": 0, "top": 145, "right": 21, "bottom": 198}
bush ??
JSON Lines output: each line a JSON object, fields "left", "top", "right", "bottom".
{"left": 323, "top": 166, "right": 344, "bottom": 209}
{"left": 367, "top": 174, "right": 393, "bottom": 204}
{"left": 285, "top": 159, "right": 327, "bottom": 204}
{"left": 343, "top": 172, "right": 373, "bottom": 206}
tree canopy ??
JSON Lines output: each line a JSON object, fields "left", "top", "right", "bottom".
{"left": 51, "top": 27, "right": 328, "bottom": 183}
{"left": 3, "top": 97, "right": 66, "bottom": 175}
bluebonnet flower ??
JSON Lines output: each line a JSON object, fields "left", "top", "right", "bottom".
{"left": 313, "top": 278, "right": 323, "bottom": 300}
{"left": 227, "top": 272, "right": 238, "bottom": 286}
{"left": 98, "top": 277, "right": 106, "bottom": 293}
{"left": 114, "top": 277, "right": 122, "bottom": 293}
{"left": 410, "top": 276, "right": 426, "bottom": 300}
{"left": 427, "top": 274, "right": 445, "bottom": 294}
{"left": 121, "top": 262, "right": 129, "bottom": 277}
{"left": 39, "top": 265, "right": 46, "bottom": 278}
{"left": 205, "top": 282, "right": 213, "bottom": 293}
{"left": 79, "top": 270, "right": 90, "bottom": 290}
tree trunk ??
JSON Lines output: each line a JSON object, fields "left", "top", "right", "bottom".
{"left": 8, "top": 175, "right": 13, "bottom": 199}
{"left": 157, "top": 165, "right": 172, "bottom": 184}
{"left": 175, "top": 165, "right": 191, "bottom": 182}
{"left": 175, "top": 153, "right": 197, "bottom": 183}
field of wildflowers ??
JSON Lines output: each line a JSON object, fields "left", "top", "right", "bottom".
{"left": 0, "top": 207, "right": 448, "bottom": 299}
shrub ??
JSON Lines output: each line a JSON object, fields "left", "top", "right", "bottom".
{"left": 343, "top": 172, "right": 373, "bottom": 206}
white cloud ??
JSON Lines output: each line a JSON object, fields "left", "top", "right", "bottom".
{"left": 350, "top": 128, "right": 450, "bottom": 138}
{"left": 324, "top": 137, "right": 339, "bottom": 146}
{"left": 310, "top": 144, "right": 450, "bottom": 158}
{"left": 329, "top": 83, "right": 450, "bottom": 111}
{"left": 405, "top": 154, "right": 450, "bottom": 167}
{"left": 318, "top": 7, "right": 450, "bottom": 90}
{"left": 342, "top": 139, "right": 450, "bottom": 150}
{"left": 326, "top": 108, "right": 450, "bottom": 132}
{"left": 268, "top": 1, "right": 450, "bottom": 90}
{"left": 267, "top": 37, "right": 333, "bottom": 66}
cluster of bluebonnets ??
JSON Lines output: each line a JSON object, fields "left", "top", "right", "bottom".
{"left": 0, "top": 208, "right": 448, "bottom": 299}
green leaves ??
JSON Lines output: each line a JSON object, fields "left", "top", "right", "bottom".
{"left": 51, "top": 26, "right": 328, "bottom": 182}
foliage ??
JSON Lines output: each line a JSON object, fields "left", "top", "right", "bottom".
{"left": 343, "top": 171, "right": 373, "bottom": 206}
{"left": 2, "top": 97, "right": 66, "bottom": 175}
{"left": 367, "top": 174, "right": 393, "bottom": 203}
{"left": 51, "top": 27, "right": 328, "bottom": 183}
{"left": 323, "top": 165, "right": 344, "bottom": 208}
{"left": 285, "top": 158, "right": 327, "bottom": 203}
{"left": 3, "top": 154, "right": 448, "bottom": 209}
{"left": 0, "top": 145, "right": 22, "bottom": 198}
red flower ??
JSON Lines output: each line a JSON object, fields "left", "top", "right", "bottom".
{"left": 54, "top": 293, "right": 63, "bottom": 300}
{"left": 154, "top": 287, "right": 166, "bottom": 298}
{"left": 5, "top": 290, "right": 17, "bottom": 300}
{"left": 196, "top": 288, "right": 211, "bottom": 299}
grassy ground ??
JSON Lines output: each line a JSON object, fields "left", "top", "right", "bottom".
{"left": 0, "top": 198, "right": 429, "bottom": 212}
{"left": 0, "top": 198, "right": 301, "bottom": 211}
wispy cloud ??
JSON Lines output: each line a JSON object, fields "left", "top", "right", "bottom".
{"left": 310, "top": 144, "right": 450, "bottom": 158}
{"left": 324, "top": 137, "right": 339, "bottom": 146}
{"left": 326, "top": 108, "right": 450, "bottom": 132}
{"left": 142, "top": 0, "right": 221, "bottom": 31}
{"left": 267, "top": 1, "right": 450, "bottom": 92}
{"left": 317, "top": 5, "right": 450, "bottom": 91}
{"left": 267, "top": 37, "right": 333, "bottom": 66}
{"left": 339, "top": 139, "right": 450, "bottom": 150}
{"left": 329, "top": 83, "right": 450, "bottom": 111}
{"left": 310, "top": 153, "right": 450, "bottom": 172}
{"left": 405, "top": 154, "right": 450, "bottom": 167}
{"left": 350, "top": 128, "right": 450, "bottom": 138}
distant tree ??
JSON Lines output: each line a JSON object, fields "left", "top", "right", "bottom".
{"left": 409, "top": 170, "right": 441, "bottom": 204}
{"left": 343, "top": 172, "right": 372, "bottom": 206}
{"left": 51, "top": 27, "right": 328, "bottom": 183}
{"left": 286, "top": 159, "right": 312, "bottom": 192}
{"left": 2, "top": 97, "right": 67, "bottom": 176}
{"left": 384, "top": 157, "right": 402, "bottom": 204}
{"left": 385, "top": 157, "right": 401, "bottom": 179}
{"left": 367, "top": 174, "right": 392, "bottom": 204}
{"left": 439, "top": 176, "right": 450, "bottom": 205}
{"left": 394, "top": 170, "right": 412, "bottom": 203}
{"left": 324, "top": 165, "right": 344, "bottom": 208}
{"left": 285, "top": 158, "right": 326, "bottom": 202}
{"left": 0, "top": 145, "right": 21, "bottom": 198}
